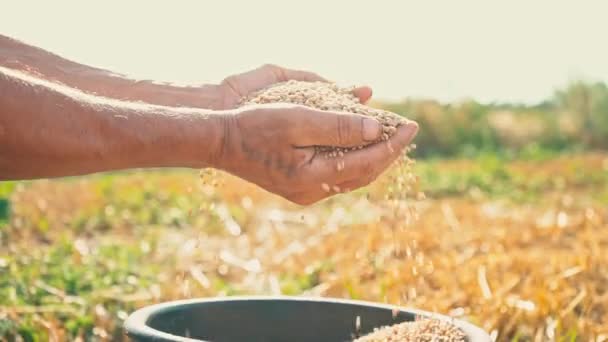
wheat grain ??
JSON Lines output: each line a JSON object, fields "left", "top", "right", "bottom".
{"left": 240, "top": 80, "right": 408, "bottom": 156}
{"left": 354, "top": 318, "right": 467, "bottom": 342}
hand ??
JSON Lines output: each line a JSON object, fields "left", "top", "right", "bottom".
{"left": 214, "top": 104, "right": 418, "bottom": 205}
{"left": 219, "top": 64, "right": 373, "bottom": 109}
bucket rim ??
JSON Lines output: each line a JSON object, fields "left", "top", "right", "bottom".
{"left": 124, "top": 295, "right": 491, "bottom": 342}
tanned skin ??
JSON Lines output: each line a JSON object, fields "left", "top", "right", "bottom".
{"left": 0, "top": 35, "right": 418, "bottom": 204}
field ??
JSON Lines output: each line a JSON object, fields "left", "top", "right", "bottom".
{"left": 1, "top": 152, "right": 606, "bottom": 341}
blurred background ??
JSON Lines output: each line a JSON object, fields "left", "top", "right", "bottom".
{"left": 1, "top": 1, "right": 607, "bottom": 341}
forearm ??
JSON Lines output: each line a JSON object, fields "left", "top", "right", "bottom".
{"left": 0, "top": 66, "right": 226, "bottom": 180}
{"left": 0, "top": 34, "right": 226, "bottom": 109}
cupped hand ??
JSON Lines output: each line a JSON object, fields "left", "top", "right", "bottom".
{"left": 219, "top": 64, "right": 373, "bottom": 108}
{"left": 215, "top": 104, "right": 418, "bottom": 205}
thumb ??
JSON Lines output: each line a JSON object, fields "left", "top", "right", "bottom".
{"left": 292, "top": 108, "right": 383, "bottom": 148}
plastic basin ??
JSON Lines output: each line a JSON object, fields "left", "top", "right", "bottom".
{"left": 124, "top": 296, "right": 491, "bottom": 341}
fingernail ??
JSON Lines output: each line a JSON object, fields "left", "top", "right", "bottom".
{"left": 363, "top": 118, "right": 382, "bottom": 141}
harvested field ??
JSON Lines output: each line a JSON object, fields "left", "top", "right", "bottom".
{"left": 0, "top": 153, "right": 607, "bottom": 341}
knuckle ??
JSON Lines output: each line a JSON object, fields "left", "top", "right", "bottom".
{"left": 342, "top": 115, "right": 361, "bottom": 145}
{"left": 220, "top": 75, "right": 241, "bottom": 96}
{"left": 336, "top": 115, "right": 352, "bottom": 145}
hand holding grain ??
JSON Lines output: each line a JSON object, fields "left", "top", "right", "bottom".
{"left": 219, "top": 64, "right": 373, "bottom": 108}
{"left": 214, "top": 104, "right": 418, "bottom": 205}
{"left": 1, "top": 51, "right": 416, "bottom": 206}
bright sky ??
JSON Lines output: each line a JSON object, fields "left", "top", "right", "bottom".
{"left": 3, "top": 0, "right": 608, "bottom": 104}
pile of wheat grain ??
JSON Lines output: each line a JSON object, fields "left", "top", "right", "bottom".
{"left": 239, "top": 79, "right": 420, "bottom": 218}
{"left": 354, "top": 318, "right": 467, "bottom": 342}
{"left": 240, "top": 80, "right": 408, "bottom": 156}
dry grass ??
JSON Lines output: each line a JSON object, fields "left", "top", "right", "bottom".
{"left": 1, "top": 154, "right": 607, "bottom": 341}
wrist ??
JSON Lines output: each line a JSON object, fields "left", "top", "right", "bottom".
{"left": 98, "top": 106, "right": 230, "bottom": 171}
{"left": 180, "top": 110, "right": 231, "bottom": 169}
{"left": 145, "top": 109, "right": 230, "bottom": 170}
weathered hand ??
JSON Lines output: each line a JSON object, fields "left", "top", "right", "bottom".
{"left": 0, "top": 37, "right": 418, "bottom": 190}
{"left": 215, "top": 104, "right": 418, "bottom": 205}
{"left": 219, "top": 64, "right": 373, "bottom": 109}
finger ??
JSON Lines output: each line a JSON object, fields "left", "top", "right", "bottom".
{"left": 223, "top": 64, "right": 328, "bottom": 99}
{"left": 222, "top": 65, "right": 280, "bottom": 98}
{"left": 352, "top": 86, "right": 373, "bottom": 104}
{"left": 287, "top": 124, "right": 417, "bottom": 203}
{"left": 290, "top": 107, "right": 383, "bottom": 147}
{"left": 305, "top": 121, "right": 419, "bottom": 185}
{"left": 279, "top": 67, "right": 328, "bottom": 83}
{"left": 340, "top": 122, "right": 418, "bottom": 186}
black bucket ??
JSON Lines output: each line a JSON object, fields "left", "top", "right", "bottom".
{"left": 124, "top": 296, "right": 491, "bottom": 342}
